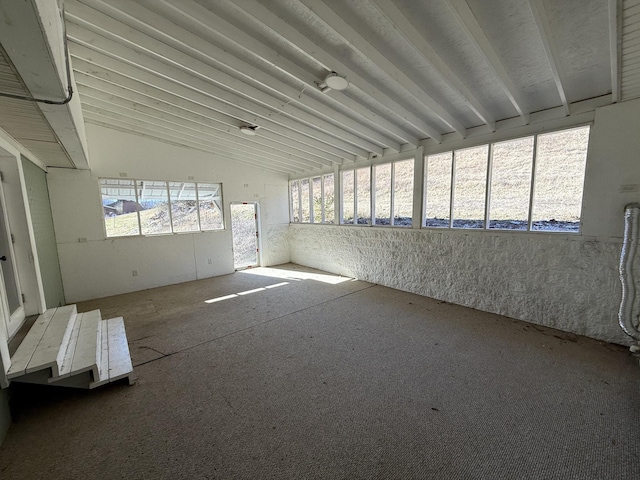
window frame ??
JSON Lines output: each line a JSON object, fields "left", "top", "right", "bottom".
{"left": 100, "top": 178, "right": 224, "bottom": 239}
{"left": 289, "top": 173, "right": 336, "bottom": 224}
{"left": 422, "top": 124, "right": 591, "bottom": 233}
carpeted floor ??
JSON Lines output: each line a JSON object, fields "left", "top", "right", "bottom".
{"left": 0, "top": 263, "right": 639, "bottom": 479}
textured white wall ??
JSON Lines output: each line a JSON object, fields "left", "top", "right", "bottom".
{"left": 290, "top": 225, "right": 627, "bottom": 344}
{"left": 289, "top": 100, "right": 640, "bottom": 346}
{"left": 48, "top": 124, "right": 290, "bottom": 302}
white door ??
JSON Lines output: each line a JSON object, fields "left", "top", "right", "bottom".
{"left": 230, "top": 202, "right": 259, "bottom": 270}
{"left": 0, "top": 182, "right": 24, "bottom": 339}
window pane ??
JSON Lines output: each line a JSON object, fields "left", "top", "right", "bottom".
{"left": 425, "top": 153, "right": 452, "bottom": 228}
{"left": 290, "top": 180, "right": 300, "bottom": 223}
{"left": 342, "top": 170, "right": 354, "bottom": 224}
{"left": 101, "top": 179, "right": 140, "bottom": 237}
{"left": 198, "top": 183, "right": 223, "bottom": 230}
{"left": 489, "top": 137, "right": 533, "bottom": 230}
{"left": 138, "top": 180, "right": 171, "bottom": 235}
{"left": 453, "top": 146, "right": 488, "bottom": 229}
{"left": 374, "top": 163, "right": 391, "bottom": 225}
{"left": 532, "top": 126, "right": 589, "bottom": 232}
{"left": 393, "top": 159, "right": 414, "bottom": 227}
{"left": 300, "top": 179, "right": 310, "bottom": 223}
{"left": 312, "top": 176, "right": 322, "bottom": 223}
{"left": 356, "top": 167, "right": 371, "bottom": 225}
{"left": 169, "top": 182, "right": 199, "bottom": 233}
{"left": 323, "top": 174, "right": 335, "bottom": 224}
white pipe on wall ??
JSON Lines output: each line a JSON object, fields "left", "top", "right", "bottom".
{"left": 618, "top": 203, "right": 640, "bottom": 343}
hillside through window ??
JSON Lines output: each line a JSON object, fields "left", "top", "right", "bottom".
{"left": 424, "top": 125, "right": 590, "bottom": 233}
{"left": 100, "top": 179, "right": 223, "bottom": 237}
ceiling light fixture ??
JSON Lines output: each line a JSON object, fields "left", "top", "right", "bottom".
{"left": 239, "top": 125, "right": 258, "bottom": 136}
{"left": 317, "top": 72, "right": 349, "bottom": 92}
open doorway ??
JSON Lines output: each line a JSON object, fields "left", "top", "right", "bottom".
{"left": 230, "top": 202, "right": 260, "bottom": 270}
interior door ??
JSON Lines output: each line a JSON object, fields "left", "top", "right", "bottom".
{"left": 0, "top": 184, "right": 24, "bottom": 339}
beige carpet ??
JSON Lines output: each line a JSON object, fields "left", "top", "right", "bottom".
{"left": 0, "top": 264, "right": 638, "bottom": 479}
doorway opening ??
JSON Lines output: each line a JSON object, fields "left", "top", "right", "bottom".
{"left": 230, "top": 202, "right": 259, "bottom": 270}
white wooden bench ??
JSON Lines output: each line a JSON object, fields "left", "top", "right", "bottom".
{"left": 4, "top": 306, "right": 134, "bottom": 389}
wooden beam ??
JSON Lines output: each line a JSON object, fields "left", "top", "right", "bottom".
{"left": 369, "top": 0, "right": 496, "bottom": 131}
{"left": 446, "top": 0, "right": 530, "bottom": 124}
{"left": 228, "top": 0, "right": 443, "bottom": 142}
{"left": 65, "top": 19, "right": 367, "bottom": 159}
{"left": 528, "top": 0, "right": 570, "bottom": 116}
{"left": 299, "top": 0, "right": 467, "bottom": 137}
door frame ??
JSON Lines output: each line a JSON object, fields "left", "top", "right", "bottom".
{"left": 230, "top": 201, "right": 262, "bottom": 270}
{"left": 0, "top": 178, "right": 25, "bottom": 338}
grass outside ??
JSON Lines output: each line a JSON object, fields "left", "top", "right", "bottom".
{"left": 325, "top": 126, "right": 589, "bottom": 231}
{"left": 104, "top": 202, "right": 222, "bottom": 237}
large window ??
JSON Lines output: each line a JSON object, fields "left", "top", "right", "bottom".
{"left": 289, "top": 173, "right": 335, "bottom": 224}
{"left": 424, "top": 125, "right": 590, "bottom": 232}
{"left": 100, "top": 179, "right": 223, "bottom": 237}
{"left": 340, "top": 159, "right": 414, "bottom": 227}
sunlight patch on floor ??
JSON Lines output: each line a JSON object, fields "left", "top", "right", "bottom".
{"left": 240, "top": 267, "right": 352, "bottom": 285}
{"left": 204, "top": 282, "right": 289, "bottom": 304}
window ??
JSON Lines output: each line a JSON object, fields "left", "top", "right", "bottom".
{"left": 100, "top": 179, "right": 223, "bottom": 237}
{"left": 341, "top": 170, "right": 355, "bottom": 224}
{"left": 356, "top": 167, "right": 371, "bottom": 225}
{"left": 374, "top": 163, "right": 391, "bottom": 225}
{"left": 452, "top": 145, "right": 488, "bottom": 229}
{"left": 289, "top": 173, "right": 335, "bottom": 223}
{"left": 489, "top": 137, "right": 533, "bottom": 230}
{"left": 393, "top": 159, "right": 414, "bottom": 227}
{"left": 424, "top": 125, "right": 590, "bottom": 233}
{"left": 531, "top": 127, "right": 589, "bottom": 232}
{"left": 169, "top": 182, "right": 199, "bottom": 233}
{"left": 424, "top": 152, "right": 452, "bottom": 228}
{"left": 323, "top": 174, "right": 335, "bottom": 224}
{"left": 339, "top": 159, "right": 415, "bottom": 227}
{"left": 300, "top": 178, "right": 310, "bottom": 223}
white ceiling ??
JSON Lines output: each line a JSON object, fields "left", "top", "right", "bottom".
{"left": 4, "top": 0, "right": 636, "bottom": 175}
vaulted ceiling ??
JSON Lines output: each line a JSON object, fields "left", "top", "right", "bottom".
{"left": 4, "top": 1, "right": 640, "bottom": 176}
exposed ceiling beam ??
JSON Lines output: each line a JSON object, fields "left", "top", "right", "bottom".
{"left": 68, "top": 49, "right": 352, "bottom": 165}
{"left": 67, "top": 41, "right": 356, "bottom": 165}
{"left": 446, "top": 0, "right": 530, "bottom": 124}
{"left": 298, "top": 0, "right": 467, "bottom": 137}
{"left": 368, "top": 0, "right": 496, "bottom": 131}
{"left": 79, "top": 86, "right": 330, "bottom": 170}
{"left": 73, "top": 66, "right": 341, "bottom": 166}
{"left": 227, "top": 0, "right": 443, "bottom": 142}
{"left": 528, "top": 0, "right": 569, "bottom": 116}
{"left": 83, "top": 108, "right": 305, "bottom": 175}
{"left": 80, "top": 98, "right": 324, "bottom": 171}
{"left": 145, "top": 0, "right": 419, "bottom": 148}
{"left": 84, "top": 117, "right": 300, "bottom": 175}
{"left": 81, "top": 0, "right": 402, "bottom": 152}
{"left": 65, "top": 3, "right": 374, "bottom": 158}
{"left": 151, "top": 0, "right": 419, "bottom": 146}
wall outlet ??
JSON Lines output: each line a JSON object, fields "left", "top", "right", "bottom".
{"left": 132, "top": 270, "right": 138, "bottom": 277}
{"left": 188, "top": 175, "right": 195, "bottom": 180}
{"left": 78, "top": 237, "right": 88, "bottom": 243}
{"left": 119, "top": 172, "right": 128, "bottom": 177}
{"left": 243, "top": 183, "right": 249, "bottom": 188}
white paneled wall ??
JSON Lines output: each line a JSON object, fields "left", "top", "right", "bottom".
{"left": 48, "top": 124, "right": 290, "bottom": 302}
